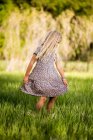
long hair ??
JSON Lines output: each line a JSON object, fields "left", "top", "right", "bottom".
{"left": 36, "top": 30, "right": 62, "bottom": 59}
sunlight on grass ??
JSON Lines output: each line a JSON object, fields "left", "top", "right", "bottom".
{"left": 0, "top": 71, "right": 93, "bottom": 140}
{"left": 66, "top": 71, "right": 93, "bottom": 79}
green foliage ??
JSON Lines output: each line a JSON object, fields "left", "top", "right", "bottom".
{"left": 0, "top": 4, "right": 7, "bottom": 25}
{"left": 0, "top": 32, "right": 5, "bottom": 59}
{"left": 0, "top": 0, "right": 93, "bottom": 17}
{"left": 31, "top": 0, "right": 93, "bottom": 16}
{"left": 20, "top": 21, "right": 28, "bottom": 48}
{"left": 0, "top": 0, "right": 93, "bottom": 62}
{"left": 0, "top": 0, "right": 15, "bottom": 25}
{"left": 0, "top": 32, "right": 4, "bottom": 48}
{"left": 0, "top": 72, "right": 93, "bottom": 139}
{"left": 27, "top": 0, "right": 93, "bottom": 16}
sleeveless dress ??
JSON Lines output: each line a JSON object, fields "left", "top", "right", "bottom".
{"left": 20, "top": 48, "right": 68, "bottom": 97}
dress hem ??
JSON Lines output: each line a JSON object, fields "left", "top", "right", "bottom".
{"left": 20, "top": 86, "right": 68, "bottom": 97}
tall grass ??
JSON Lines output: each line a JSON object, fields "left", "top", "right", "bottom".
{"left": 0, "top": 71, "right": 93, "bottom": 140}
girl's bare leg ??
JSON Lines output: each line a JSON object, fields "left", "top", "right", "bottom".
{"left": 36, "top": 96, "right": 47, "bottom": 111}
{"left": 47, "top": 97, "right": 57, "bottom": 112}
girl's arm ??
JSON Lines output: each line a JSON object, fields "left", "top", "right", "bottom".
{"left": 23, "top": 54, "right": 37, "bottom": 83}
{"left": 55, "top": 60, "right": 65, "bottom": 78}
{"left": 55, "top": 60, "right": 68, "bottom": 86}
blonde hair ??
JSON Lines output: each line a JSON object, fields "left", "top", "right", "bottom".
{"left": 35, "top": 30, "right": 62, "bottom": 59}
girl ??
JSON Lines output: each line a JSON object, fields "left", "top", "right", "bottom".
{"left": 20, "top": 30, "right": 68, "bottom": 112}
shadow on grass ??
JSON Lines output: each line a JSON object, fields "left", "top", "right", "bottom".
{"left": 0, "top": 73, "right": 39, "bottom": 112}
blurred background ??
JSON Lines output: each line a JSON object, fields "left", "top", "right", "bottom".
{"left": 0, "top": 1, "right": 93, "bottom": 139}
{"left": 0, "top": 0, "right": 93, "bottom": 72}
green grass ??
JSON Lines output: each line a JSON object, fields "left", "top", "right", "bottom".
{"left": 0, "top": 71, "right": 93, "bottom": 140}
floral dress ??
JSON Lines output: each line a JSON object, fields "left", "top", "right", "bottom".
{"left": 20, "top": 47, "right": 68, "bottom": 97}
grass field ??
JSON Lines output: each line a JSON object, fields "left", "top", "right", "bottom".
{"left": 0, "top": 71, "right": 93, "bottom": 140}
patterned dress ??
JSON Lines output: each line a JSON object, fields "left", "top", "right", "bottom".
{"left": 20, "top": 47, "right": 68, "bottom": 97}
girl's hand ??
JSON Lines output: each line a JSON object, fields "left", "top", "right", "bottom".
{"left": 62, "top": 78, "right": 68, "bottom": 86}
{"left": 23, "top": 76, "right": 29, "bottom": 84}
{"left": 23, "top": 54, "right": 37, "bottom": 84}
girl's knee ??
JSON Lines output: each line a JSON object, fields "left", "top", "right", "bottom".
{"left": 40, "top": 96, "right": 47, "bottom": 102}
